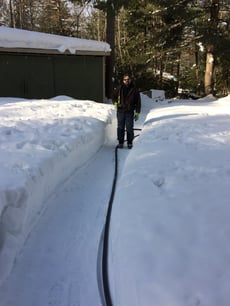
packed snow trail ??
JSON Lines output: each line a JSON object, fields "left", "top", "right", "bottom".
{"left": 0, "top": 96, "right": 144, "bottom": 306}
{"left": 0, "top": 143, "right": 123, "bottom": 306}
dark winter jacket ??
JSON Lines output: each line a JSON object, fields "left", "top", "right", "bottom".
{"left": 112, "top": 82, "right": 141, "bottom": 113}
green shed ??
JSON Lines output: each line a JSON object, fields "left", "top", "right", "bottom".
{"left": 0, "top": 27, "right": 111, "bottom": 102}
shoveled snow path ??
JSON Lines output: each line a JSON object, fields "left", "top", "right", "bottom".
{"left": 0, "top": 144, "right": 118, "bottom": 306}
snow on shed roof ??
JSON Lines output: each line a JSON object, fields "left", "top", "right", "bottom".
{"left": 0, "top": 26, "right": 111, "bottom": 55}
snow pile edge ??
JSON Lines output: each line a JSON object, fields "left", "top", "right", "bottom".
{"left": 0, "top": 119, "right": 107, "bottom": 286}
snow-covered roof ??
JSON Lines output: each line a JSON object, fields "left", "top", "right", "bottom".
{"left": 0, "top": 26, "right": 111, "bottom": 56}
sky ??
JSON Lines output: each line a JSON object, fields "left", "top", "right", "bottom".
{"left": 0, "top": 92, "right": 229, "bottom": 306}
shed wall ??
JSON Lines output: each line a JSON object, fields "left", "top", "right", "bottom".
{"left": 0, "top": 53, "right": 105, "bottom": 102}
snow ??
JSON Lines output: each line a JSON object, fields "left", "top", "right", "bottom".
{"left": 109, "top": 94, "right": 230, "bottom": 306}
{"left": 0, "top": 92, "right": 230, "bottom": 306}
{"left": 151, "top": 89, "right": 165, "bottom": 101}
{"left": 0, "top": 96, "right": 114, "bottom": 288}
{"left": 0, "top": 26, "right": 111, "bottom": 54}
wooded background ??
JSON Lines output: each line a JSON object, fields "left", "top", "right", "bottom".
{"left": 0, "top": 0, "right": 229, "bottom": 98}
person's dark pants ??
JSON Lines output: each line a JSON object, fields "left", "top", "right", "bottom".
{"left": 117, "top": 111, "right": 134, "bottom": 144}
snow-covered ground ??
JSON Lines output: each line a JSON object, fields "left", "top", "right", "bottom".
{"left": 0, "top": 93, "right": 230, "bottom": 306}
{"left": 0, "top": 96, "right": 114, "bottom": 289}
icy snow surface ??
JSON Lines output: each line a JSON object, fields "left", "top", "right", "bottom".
{"left": 0, "top": 93, "right": 230, "bottom": 306}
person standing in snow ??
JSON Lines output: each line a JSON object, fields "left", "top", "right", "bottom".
{"left": 112, "top": 74, "right": 141, "bottom": 149}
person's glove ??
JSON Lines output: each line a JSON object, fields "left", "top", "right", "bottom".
{"left": 114, "top": 102, "right": 118, "bottom": 109}
{"left": 134, "top": 113, "right": 139, "bottom": 121}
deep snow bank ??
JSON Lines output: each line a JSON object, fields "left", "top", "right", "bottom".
{"left": 109, "top": 95, "right": 230, "bottom": 306}
{"left": 0, "top": 97, "right": 114, "bottom": 285}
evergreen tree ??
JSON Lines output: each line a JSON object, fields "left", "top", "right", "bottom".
{"left": 68, "top": 0, "right": 93, "bottom": 37}
{"left": 0, "top": 0, "right": 228, "bottom": 95}
{"left": 115, "top": 0, "right": 188, "bottom": 93}
{"left": 114, "top": 0, "right": 229, "bottom": 96}
{"left": 3, "top": 0, "right": 42, "bottom": 30}
{"left": 0, "top": 0, "right": 10, "bottom": 26}
{"left": 39, "top": 0, "right": 72, "bottom": 35}
{"left": 192, "top": 0, "right": 230, "bottom": 95}
{"left": 84, "top": 8, "right": 106, "bottom": 41}
{"left": 93, "top": 0, "right": 129, "bottom": 98}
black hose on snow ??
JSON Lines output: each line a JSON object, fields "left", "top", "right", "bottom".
{"left": 101, "top": 145, "right": 118, "bottom": 306}
{"left": 101, "top": 127, "right": 142, "bottom": 306}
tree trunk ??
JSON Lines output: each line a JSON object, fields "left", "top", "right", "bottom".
{"left": 9, "top": 0, "right": 16, "bottom": 28}
{"left": 105, "top": 6, "right": 115, "bottom": 99}
{"left": 204, "top": 0, "right": 219, "bottom": 95}
{"left": 116, "top": 14, "right": 123, "bottom": 65}
{"left": 204, "top": 45, "right": 214, "bottom": 95}
{"left": 176, "top": 52, "right": 181, "bottom": 94}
